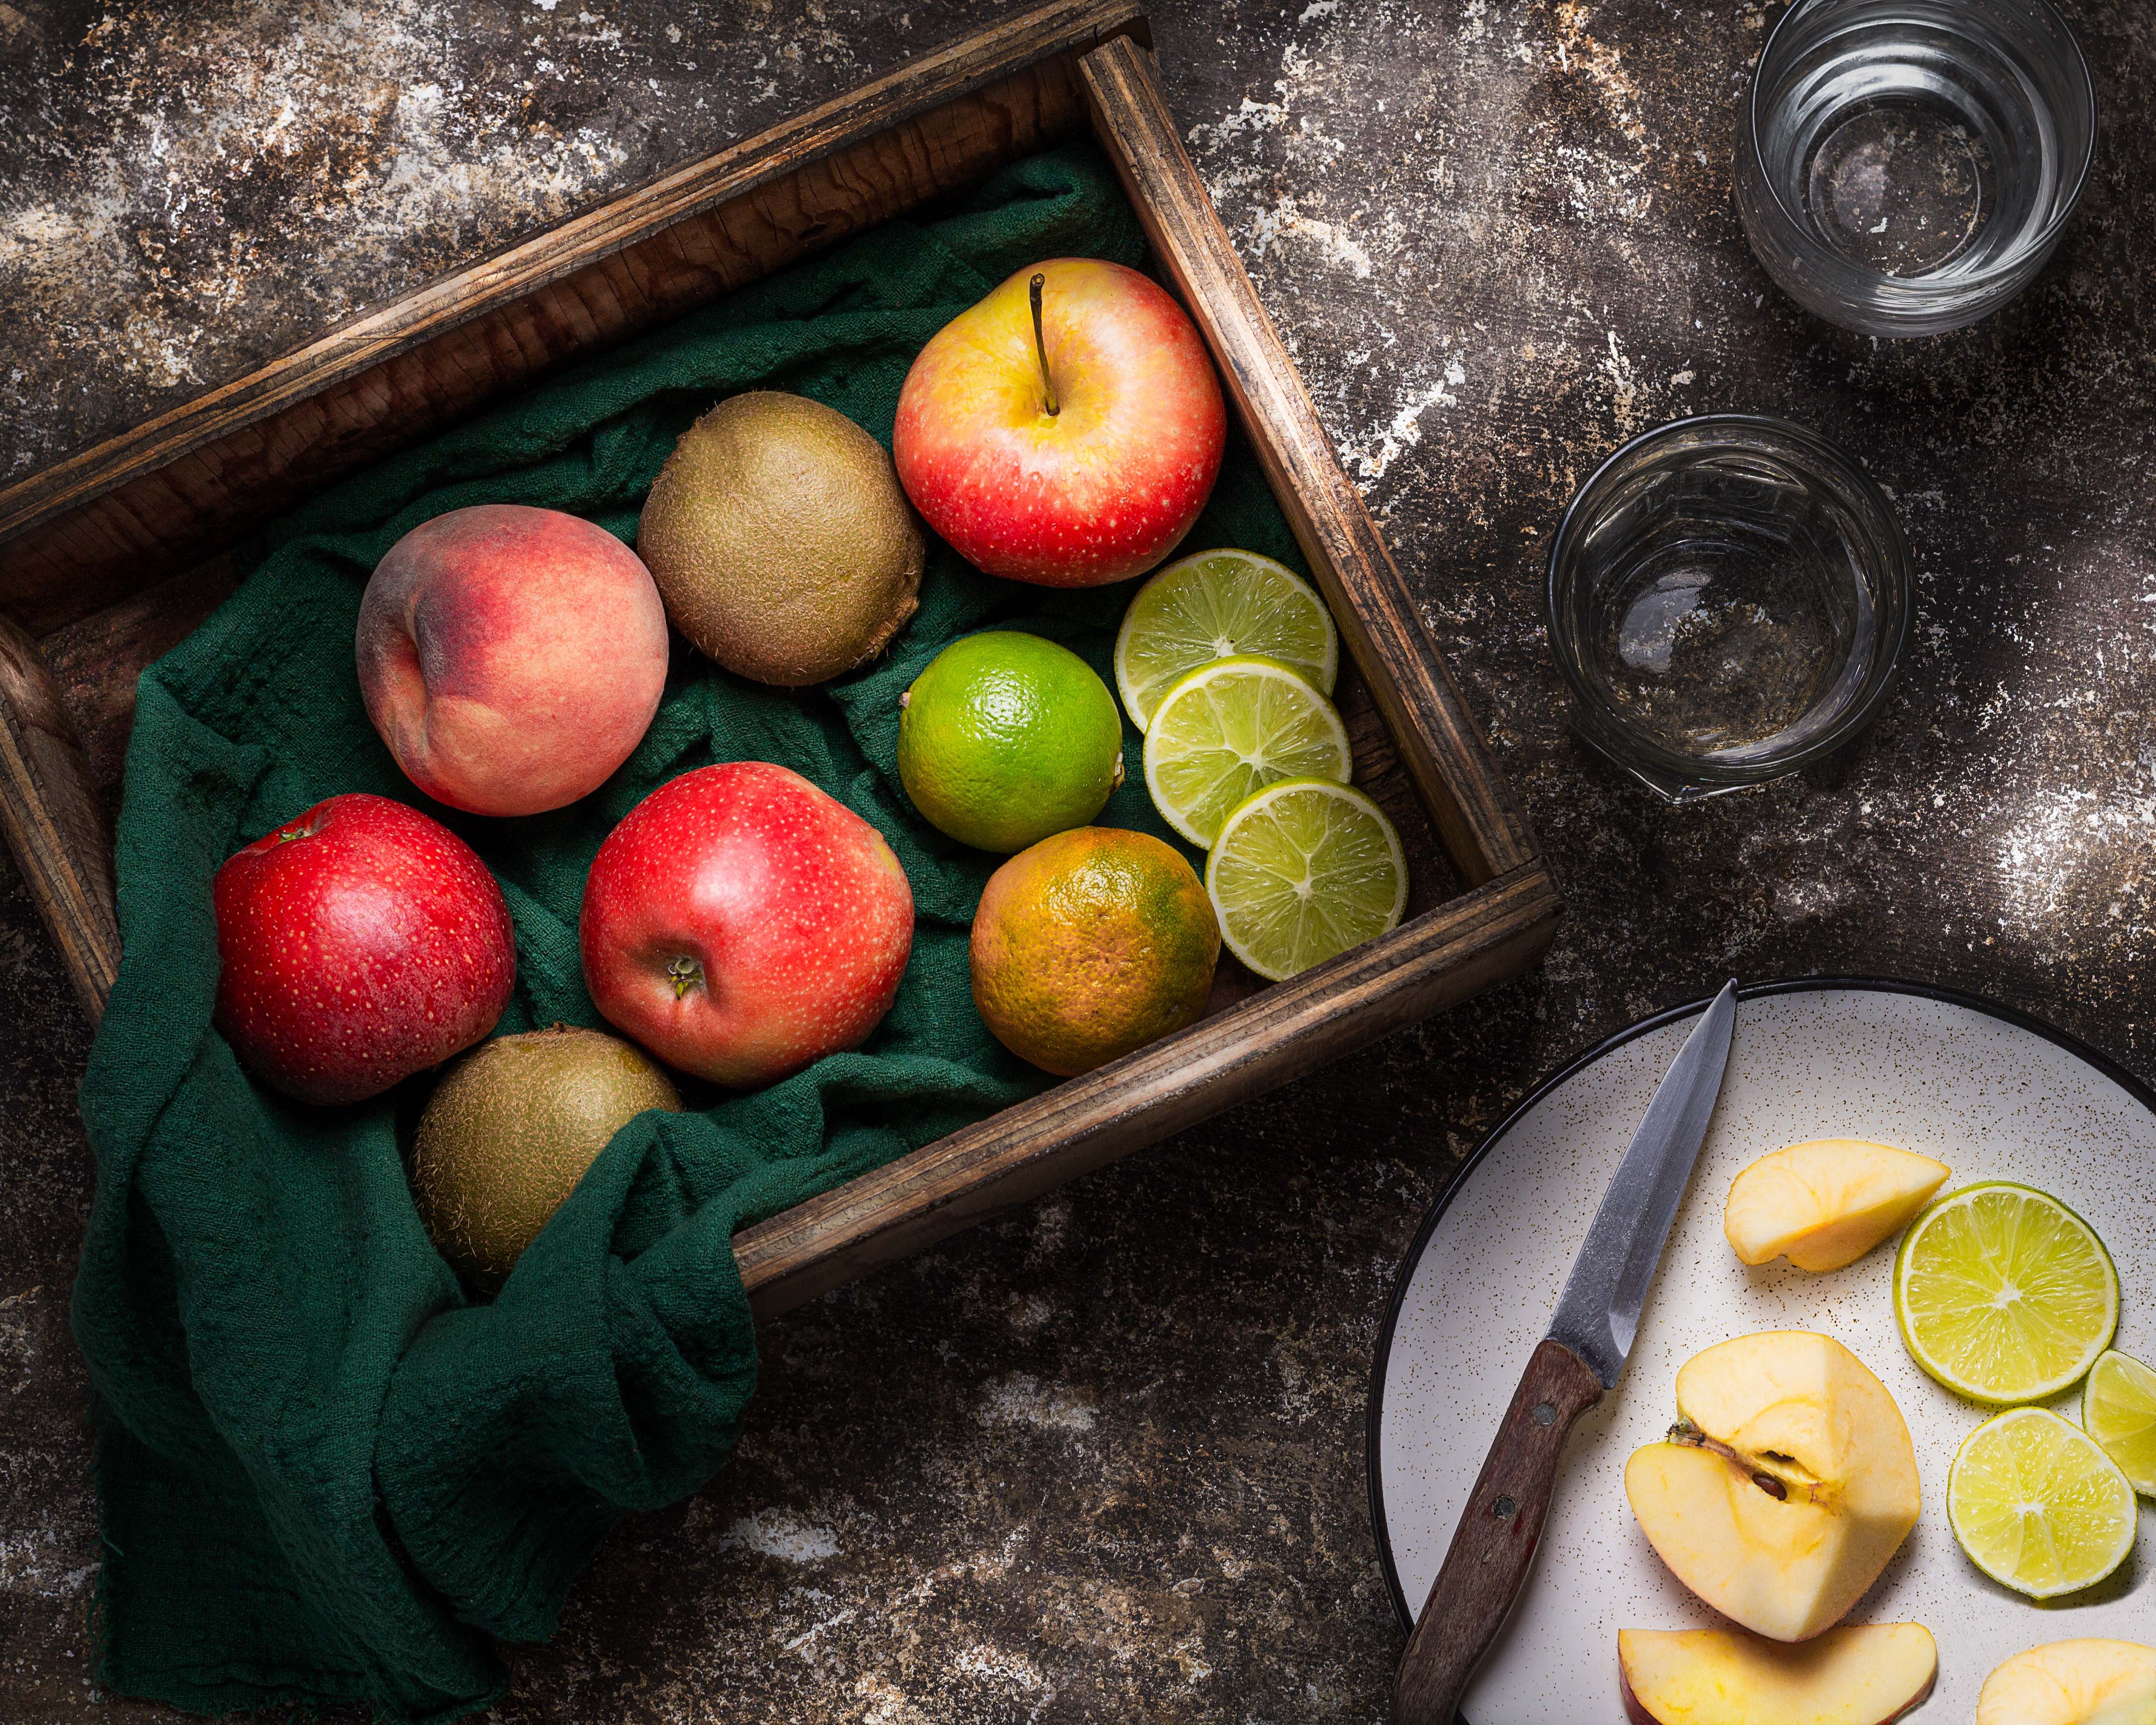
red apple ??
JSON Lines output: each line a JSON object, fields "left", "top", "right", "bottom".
{"left": 357, "top": 504, "right": 670, "bottom": 817}
{"left": 213, "top": 794, "right": 516, "bottom": 1105}
{"left": 892, "top": 257, "right": 1226, "bottom": 586}
{"left": 579, "top": 762, "right": 914, "bottom": 1087}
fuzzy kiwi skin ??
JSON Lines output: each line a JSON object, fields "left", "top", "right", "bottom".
{"left": 411, "top": 1025, "right": 683, "bottom": 1293}
{"left": 637, "top": 391, "right": 924, "bottom": 687}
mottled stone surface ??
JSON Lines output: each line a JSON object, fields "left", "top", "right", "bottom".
{"left": 2, "top": 0, "right": 2153, "bottom": 1719}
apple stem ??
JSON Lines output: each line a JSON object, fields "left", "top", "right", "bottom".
{"left": 666, "top": 955, "right": 704, "bottom": 1001}
{"left": 1029, "top": 273, "right": 1059, "bottom": 417}
{"left": 1668, "top": 1419, "right": 1791, "bottom": 1501}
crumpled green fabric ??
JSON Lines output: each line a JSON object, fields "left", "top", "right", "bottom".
{"left": 68, "top": 143, "right": 1306, "bottom": 1722}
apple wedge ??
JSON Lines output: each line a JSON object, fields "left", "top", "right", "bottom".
{"left": 1977, "top": 1640, "right": 2156, "bottom": 1725}
{"left": 1724, "top": 1140, "right": 1950, "bottom": 1272}
{"left": 1619, "top": 1625, "right": 1937, "bottom": 1725}
{"left": 1625, "top": 1332, "right": 1920, "bottom": 1641}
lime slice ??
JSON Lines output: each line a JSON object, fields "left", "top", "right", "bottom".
{"left": 1114, "top": 550, "right": 1340, "bottom": 733}
{"left": 1142, "top": 656, "right": 1351, "bottom": 848}
{"left": 2085, "top": 1350, "right": 2156, "bottom": 1495}
{"left": 1205, "top": 778, "right": 1406, "bottom": 981}
{"left": 1893, "top": 1181, "right": 2119, "bottom": 1404}
{"left": 1947, "top": 1406, "right": 2138, "bottom": 1597}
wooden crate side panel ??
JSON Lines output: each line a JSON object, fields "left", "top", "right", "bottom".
{"left": 734, "top": 862, "right": 1559, "bottom": 1317}
{"left": 0, "top": 1, "right": 1149, "bottom": 637}
{"left": 0, "top": 618, "right": 118, "bottom": 1017}
{"left": 1076, "top": 35, "right": 1538, "bottom": 888}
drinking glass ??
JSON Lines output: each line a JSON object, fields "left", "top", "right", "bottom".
{"left": 1547, "top": 416, "right": 1912, "bottom": 803}
{"left": 1736, "top": 0, "right": 2096, "bottom": 336}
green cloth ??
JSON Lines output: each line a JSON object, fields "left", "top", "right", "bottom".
{"left": 70, "top": 144, "right": 1306, "bottom": 1722}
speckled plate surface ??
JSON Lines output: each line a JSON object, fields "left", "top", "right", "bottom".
{"left": 1369, "top": 979, "right": 2156, "bottom": 1723}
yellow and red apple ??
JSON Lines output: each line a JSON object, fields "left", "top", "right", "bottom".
{"left": 1724, "top": 1140, "right": 1950, "bottom": 1272}
{"left": 358, "top": 504, "right": 670, "bottom": 817}
{"left": 1619, "top": 1624, "right": 1937, "bottom": 1725}
{"left": 893, "top": 258, "right": 1226, "bottom": 586}
{"left": 1625, "top": 1332, "right": 1920, "bottom": 1643}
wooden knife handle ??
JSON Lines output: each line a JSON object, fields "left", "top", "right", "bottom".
{"left": 1392, "top": 1337, "right": 1606, "bottom": 1725}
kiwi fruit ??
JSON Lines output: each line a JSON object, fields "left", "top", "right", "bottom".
{"left": 411, "top": 1024, "right": 683, "bottom": 1292}
{"left": 637, "top": 390, "right": 924, "bottom": 686}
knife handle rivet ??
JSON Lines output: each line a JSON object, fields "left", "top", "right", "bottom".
{"left": 1492, "top": 1494, "right": 1517, "bottom": 1519}
{"left": 1532, "top": 1402, "right": 1556, "bottom": 1427}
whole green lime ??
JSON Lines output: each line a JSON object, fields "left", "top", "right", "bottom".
{"left": 897, "top": 631, "right": 1124, "bottom": 852}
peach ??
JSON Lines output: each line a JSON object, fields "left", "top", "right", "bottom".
{"left": 358, "top": 505, "right": 670, "bottom": 817}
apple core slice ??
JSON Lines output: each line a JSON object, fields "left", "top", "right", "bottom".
{"left": 1624, "top": 1332, "right": 1920, "bottom": 1642}
{"left": 1977, "top": 1639, "right": 2156, "bottom": 1725}
{"left": 1618, "top": 1624, "right": 1937, "bottom": 1725}
{"left": 1723, "top": 1139, "right": 1950, "bottom": 1272}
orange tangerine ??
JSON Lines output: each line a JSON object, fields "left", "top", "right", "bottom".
{"left": 971, "top": 827, "right": 1219, "bottom": 1077}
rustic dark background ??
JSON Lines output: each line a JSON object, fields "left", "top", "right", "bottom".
{"left": 3, "top": 0, "right": 2151, "bottom": 1719}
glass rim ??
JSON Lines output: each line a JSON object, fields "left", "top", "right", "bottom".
{"left": 1545, "top": 413, "right": 1915, "bottom": 790}
{"left": 1743, "top": 0, "right": 2099, "bottom": 299}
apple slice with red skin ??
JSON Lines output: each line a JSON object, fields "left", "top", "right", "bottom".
{"left": 1619, "top": 1625, "right": 1937, "bottom": 1725}
{"left": 579, "top": 762, "right": 914, "bottom": 1088}
{"left": 893, "top": 258, "right": 1226, "bottom": 587}
{"left": 213, "top": 793, "right": 516, "bottom": 1106}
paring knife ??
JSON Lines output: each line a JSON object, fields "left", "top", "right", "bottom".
{"left": 1391, "top": 980, "right": 1739, "bottom": 1725}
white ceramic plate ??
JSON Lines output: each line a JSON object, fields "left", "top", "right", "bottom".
{"left": 1370, "top": 980, "right": 2156, "bottom": 1723}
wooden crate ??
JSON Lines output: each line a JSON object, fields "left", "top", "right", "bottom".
{"left": 0, "top": 0, "right": 1558, "bottom": 1318}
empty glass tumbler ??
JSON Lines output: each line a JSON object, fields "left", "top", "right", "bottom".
{"left": 1736, "top": 0, "right": 2096, "bottom": 336}
{"left": 1547, "top": 417, "right": 1912, "bottom": 803}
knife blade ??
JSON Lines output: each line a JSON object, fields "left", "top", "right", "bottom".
{"left": 1392, "top": 980, "right": 1739, "bottom": 1725}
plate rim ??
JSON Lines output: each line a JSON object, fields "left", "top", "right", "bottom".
{"left": 1364, "top": 973, "right": 2156, "bottom": 1634}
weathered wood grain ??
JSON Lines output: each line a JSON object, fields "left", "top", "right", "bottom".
{"left": 0, "top": 619, "right": 119, "bottom": 1018}
{"left": 38, "top": 558, "right": 241, "bottom": 792}
{"left": 1077, "top": 33, "right": 1539, "bottom": 888}
{"left": 0, "top": 0, "right": 1150, "bottom": 638}
{"left": 1391, "top": 1337, "right": 1605, "bottom": 1724}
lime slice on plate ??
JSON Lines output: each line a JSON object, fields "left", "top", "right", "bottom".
{"left": 1114, "top": 550, "right": 1339, "bottom": 732}
{"left": 1205, "top": 778, "right": 1406, "bottom": 982}
{"left": 1142, "top": 655, "right": 1351, "bottom": 847}
{"left": 2085, "top": 1349, "right": 2156, "bottom": 1495}
{"left": 1947, "top": 1405, "right": 2138, "bottom": 1597}
{"left": 1893, "top": 1181, "right": 2118, "bottom": 1403}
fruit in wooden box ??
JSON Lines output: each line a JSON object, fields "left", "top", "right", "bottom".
{"left": 579, "top": 762, "right": 913, "bottom": 1088}
{"left": 896, "top": 630, "right": 1123, "bottom": 853}
{"left": 412, "top": 1024, "right": 682, "bottom": 1292}
{"left": 893, "top": 259, "right": 1225, "bottom": 587}
{"left": 357, "top": 504, "right": 669, "bottom": 817}
{"left": 213, "top": 793, "right": 516, "bottom": 1105}
{"left": 970, "top": 826, "right": 1218, "bottom": 1077}
{"left": 637, "top": 391, "right": 925, "bottom": 687}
